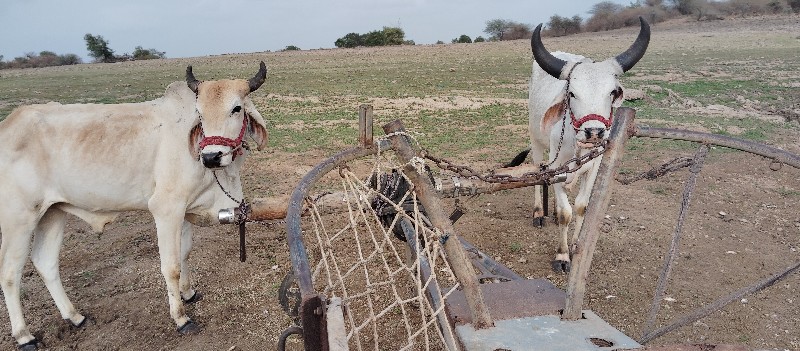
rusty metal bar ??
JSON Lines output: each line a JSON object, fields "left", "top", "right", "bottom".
{"left": 383, "top": 119, "right": 494, "bottom": 330}
{"left": 358, "top": 104, "right": 374, "bottom": 148}
{"left": 221, "top": 165, "right": 564, "bottom": 225}
{"left": 459, "top": 237, "right": 524, "bottom": 282}
{"left": 641, "top": 144, "right": 709, "bottom": 341}
{"left": 633, "top": 126, "right": 800, "bottom": 169}
{"left": 285, "top": 140, "right": 391, "bottom": 296}
{"left": 399, "top": 218, "right": 461, "bottom": 351}
{"left": 639, "top": 259, "right": 800, "bottom": 344}
{"left": 563, "top": 107, "right": 637, "bottom": 320}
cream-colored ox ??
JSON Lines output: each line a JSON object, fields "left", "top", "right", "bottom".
{"left": 0, "top": 62, "right": 269, "bottom": 350}
{"left": 507, "top": 18, "right": 650, "bottom": 273}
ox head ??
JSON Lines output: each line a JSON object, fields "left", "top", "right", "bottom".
{"left": 532, "top": 17, "right": 650, "bottom": 147}
{"left": 187, "top": 62, "right": 269, "bottom": 169}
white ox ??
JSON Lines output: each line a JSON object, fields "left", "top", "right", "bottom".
{"left": 511, "top": 18, "right": 650, "bottom": 272}
{"left": 0, "top": 62, "right": 269, "bottom": 349}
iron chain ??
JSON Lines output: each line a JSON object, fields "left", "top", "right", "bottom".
{"left": 421, "top": 140, "right": 608, "bottom": 185}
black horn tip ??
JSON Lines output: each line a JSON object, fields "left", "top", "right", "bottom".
{"left": 186, "top": 65, "right": 201, "bottom": 94}
{"left": 614, "top": 16, "right": 651, "bottom": 73}
{"left": 249, "top": 61, "right": 268, "bottom": 92}
{"left": 531, "top": 23, "right": 567, "bottom": 80}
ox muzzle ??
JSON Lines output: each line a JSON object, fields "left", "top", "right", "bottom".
{"left": 199, "top": 117, "right": 247, "bottom": 169}
{"left": 572, "top": 113, "right": 612, "bottom": 148}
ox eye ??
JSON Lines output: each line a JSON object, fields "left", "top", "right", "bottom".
{"left": 231, "top": 106, "right": 242, "bottom": 114}
{"left": 611, "top": 88, "right": 622, "bottom": 98}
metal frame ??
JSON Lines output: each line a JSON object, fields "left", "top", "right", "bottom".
{"left": 260, "top": 106, "right": 800, "bottom": 350}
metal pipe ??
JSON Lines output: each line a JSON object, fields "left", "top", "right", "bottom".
{"left": 562, "top": 107, "right": 637, "bottom": 320}
{"left": 633, "top": 126, "right": 800, "bottom": 169}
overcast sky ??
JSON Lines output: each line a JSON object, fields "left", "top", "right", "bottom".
{"left": 1, "top": 0, "right": 631, "bottom": 61}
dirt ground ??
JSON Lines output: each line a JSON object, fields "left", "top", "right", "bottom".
{"left": 1, "top": 15, "right": 799, "bottom": 351}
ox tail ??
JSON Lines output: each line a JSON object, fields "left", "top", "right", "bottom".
{"left": 504, "top": 148, "right": 531, "bottom": 168}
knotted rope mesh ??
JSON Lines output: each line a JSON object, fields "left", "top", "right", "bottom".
{"left": 303, "top": 150, "right": 460, "bottom": 351}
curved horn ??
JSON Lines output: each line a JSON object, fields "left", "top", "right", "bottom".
{"left": 186, "top": 65, "right": 201, "bottom": 94}
{"left": 614, "top": 17, "right": 651, "bottom": 73}
{"left": 248, "top": 61, "right": 268, "bottom": 93}
{"left": 531, "top": 23, "right": 567, "bottom": 80}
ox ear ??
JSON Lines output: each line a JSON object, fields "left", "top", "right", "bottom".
{"left": 188, "top": 123, "right": 203, "bottom": 158}
{"left": 243, "top": 98, "right": 269, "bottom": 150}
{"left": 540, "top": 92, "right": 567, "bottom": 135}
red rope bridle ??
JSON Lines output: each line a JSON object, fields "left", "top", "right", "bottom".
{"left": 570, "top": 110, "right": 613, "bottom": 131}
{"left": 561, "top": 61, "right": 614, "bottom": 132}
{"left": 198, "top": 116, "right": 248, "bottom": 160}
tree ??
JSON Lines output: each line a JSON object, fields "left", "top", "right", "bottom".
{"left": 666, "top": 0, "right": 697, "bottom": 14}
{"left": 548, "top": 15, "right": 583, "bottom": 36}
{"left": 590, "top": 1, "right": 625, "bottom": 16}
{"left": 504, "top": 23, "right": 532, "bottom": 40}
{"left": 335, "top": 32, "right": 364, "bottom": 48}
{"left": 363, "top": 30, "right": 386, "bottom": 46}
{"left": 84, "top": 33, "right": 115, "bottom": 63}
{"left": 58, "top": 54, "right": 82, "bottom": 65}
{"left": 132, "top": 46, "right": 166, "bottom": 60}
{"left": 484, "top": 19, "right": 512, "bottom": 40}
{"left": 282, "top": 45, "right": 301, "bottom": 51}
{"left": 382, "top": 27, "right": 405, "bottom": 45}
{"left": 452, "top": 34, "right": 472, "bottom": 43}
{"left": 789, "top": 0, "right": 800, "bottom": 13}
{"left": 474, "top": 36, "right": 486, "bottom": 43}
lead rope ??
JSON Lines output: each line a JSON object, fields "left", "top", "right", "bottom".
{"left": 213, "top": 170, "right": 249, "bottom": 262}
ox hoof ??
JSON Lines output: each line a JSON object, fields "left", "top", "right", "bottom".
{"left": 532, "top": 217, "right": 546, "bottom": 228}
{"left": 66, "top": 314, "right": 90, "bottom": 329}
{"left": 17, "top": 338, "right": 40, "bottom": 351}
{"left": 182, "top": 291, "right": 203, "bottom": 304}
{"left": 177, "top": 320, "right": 202, "bottom": 335}
{"left": 552, "top": 260, "right": 571, "bottom": 273}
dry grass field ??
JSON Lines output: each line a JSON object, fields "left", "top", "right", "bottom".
{"left": 0, "top": 14, "right": 799, "bottom": 350}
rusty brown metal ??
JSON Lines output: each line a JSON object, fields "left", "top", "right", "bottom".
{"left": 563, "top": 107, "right": 637, "bottom": 320}
{"left": 358, "top": 104, "right": 374, "bottom": 148}
{"left": 445, "top": 279, "right": 565, "bottom": 326}
{"left": 383, "top": 119, "right": 494, "bottom": 330}
{"left": 633, "top": 125, "right": 800, "bottom": 169}
{"left": 299, "top": 295, "right": 328, "bottom": 351}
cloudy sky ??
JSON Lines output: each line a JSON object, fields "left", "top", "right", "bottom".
{"left": 1, "top": 0, "right": 630, "bottom": 61}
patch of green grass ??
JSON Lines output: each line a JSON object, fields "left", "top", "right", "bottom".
{"left": 510, "top": 242, "right": 523, "bottom": 253}
{"left": 775, "top": 187, "right": 800, "bottom": 197}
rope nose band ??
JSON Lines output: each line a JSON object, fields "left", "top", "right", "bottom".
{"left": 199, "top": 116, "right": 248, "bottom": 160}
{"left": 571, "top": 111, "right": 612, "bottom": 131}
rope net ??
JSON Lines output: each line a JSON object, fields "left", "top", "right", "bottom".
{"left": 302, "top": 150, "right": 460, "bottom": 351}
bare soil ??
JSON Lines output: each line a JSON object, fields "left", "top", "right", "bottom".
{"left": 2, "top": 14, "right": 799, "bottom": 351}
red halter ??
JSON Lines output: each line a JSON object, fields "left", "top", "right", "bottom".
{"left": 198, "top": 116, "right": 248, "bottom": 160}
{"left": 570, "top": 109, "right": 613, "bottom": 131}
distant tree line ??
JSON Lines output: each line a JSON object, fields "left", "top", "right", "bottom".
{"left": 0, "top": 51, "right": 82, "bottom": 70}
{"left": 0, "top": 33, "right": 166, "bottom": 70}
{"left": 84, "top": 33, "right": 165, "bottom": 63}
{"left": 478, "top": 0, "right": 799, "bottom": 42}
{"left": 334, "top": 27, "right": 413, "bottom": 48}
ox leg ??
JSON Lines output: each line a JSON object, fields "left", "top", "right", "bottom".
{"left": 552, "top": 182, "right": 573, "bottom": 273}
{"left": 530, "top": 143, "right": 547, "bottom": 227}
{"left": 570, "top": 157, "right": 603, "bottom": 254}
{"left": 30, "top": 208, "right": 86, "bottom": 328}
{"left": 0, "top": 212, "right": 39, "bottom": 347}
{"left": 179, "top": 220, "right": 200, "bottom": 303}
{"left": 150, "top": 206, "right": 201, "bottom": 335}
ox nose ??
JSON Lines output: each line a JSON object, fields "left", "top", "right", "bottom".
{"left": 584, "top": 128, "right": 605, "bottom": 141}
{"left": 201, "top": 151, "right": 223, "bottom": 168}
